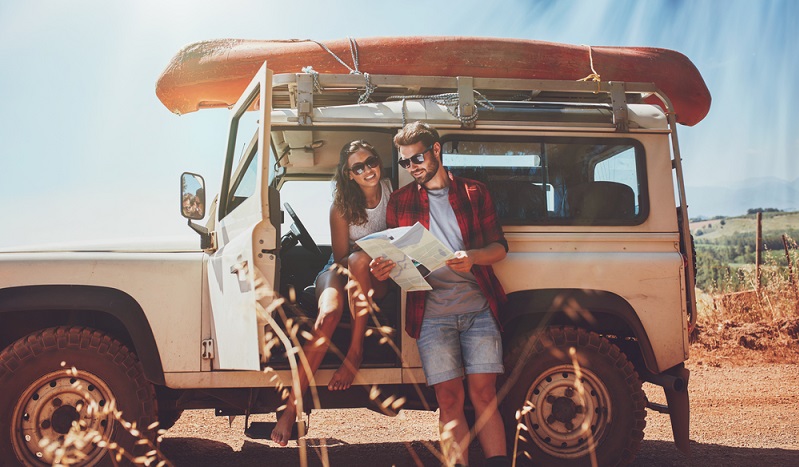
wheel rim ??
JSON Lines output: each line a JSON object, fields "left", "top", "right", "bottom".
{"left": 521, "top": 364, "right": 612, "bottom": 459}
{"left": 11, "top": 369, "right": 116, "bottom": 466}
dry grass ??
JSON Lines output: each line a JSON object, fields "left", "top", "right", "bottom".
{"left": 256, "top": 263, "right": 552, "bottom": 467}
{"left": 692, "top": 242, "right": 799, "bottom": 366}
{"left": 46, "top": 259, "right": 661, "bottom": 467}
{"left": 254, "top": 263, "right": 453, "bottom": 467}
{"left": 44, "top": 263, "right": 448, "bottom": 467}
{"left": 45, "top": 247, "right": 797, "bottom": 466}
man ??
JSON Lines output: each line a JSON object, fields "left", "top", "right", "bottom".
{"left": 371, "top": 121, "right": 510, "bottom": 467}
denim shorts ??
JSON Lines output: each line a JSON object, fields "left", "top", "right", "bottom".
{"left": 314, "top": 254, "right": 338, "bottom": 286}
{"left": 417, "top": 309, "right": 504, "bottom": 386}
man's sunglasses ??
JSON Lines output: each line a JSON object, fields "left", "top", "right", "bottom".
{"left": 348, "top": 155, "right": 381, "bottom": 175}
{"left": 398, "top": 144, "right": 434, "bottom": 169}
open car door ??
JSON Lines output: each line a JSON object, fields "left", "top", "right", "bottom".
{"left": 206, "top": 63, "right": 279, "bottom": 370}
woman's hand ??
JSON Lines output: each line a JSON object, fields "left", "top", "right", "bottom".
{"left": 369, "top": 256, "right": 395, "bottom": 281}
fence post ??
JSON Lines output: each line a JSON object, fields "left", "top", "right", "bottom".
{"left": 782, "top": 234, "right": 799, "bottom": 310}
{"left": 756, "top": 212, "right": 762, "bottom": 290}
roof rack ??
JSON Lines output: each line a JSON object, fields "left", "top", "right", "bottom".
{"left": 271, "top": 73, "right": 673, "bottom": 132}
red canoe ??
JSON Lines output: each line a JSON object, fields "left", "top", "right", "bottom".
{"left": 156, "top": 36, "right": 711, "bottom": 126}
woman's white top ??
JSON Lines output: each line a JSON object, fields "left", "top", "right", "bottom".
{"left": 349, "top": 178, "right": 393, "bottom": 244}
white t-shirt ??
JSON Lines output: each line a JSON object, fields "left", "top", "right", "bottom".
{"left": 349, "top": 178, "right": 393, "bottom": 244}
{"left": 424, "top": 186, "right": 489, "bottom": 317}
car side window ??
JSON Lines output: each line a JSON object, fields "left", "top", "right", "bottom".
{"left": 444, "top": 137, "right": 647, "bottom": 225}
{"left": 224, "top": 131, "right": 258, "bottom": 215}
{"left": 593, "top": 148, "right": 640, "bottom": 214}
{"left": 226, "top": 147, "right": 257, "bottom": 215}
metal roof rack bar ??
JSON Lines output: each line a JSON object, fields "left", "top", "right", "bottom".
{"left": 270, "top": 72, "right": 674, "bottom": 129}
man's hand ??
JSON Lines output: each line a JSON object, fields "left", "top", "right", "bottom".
{"left": 446, "top": 250, "right": 474, "bottom": 273}
{"left": 369, "top": 256, "right": 395, "bottom": 281}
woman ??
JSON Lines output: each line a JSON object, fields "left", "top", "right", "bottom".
{"left": 272, "top": 140, "right": 392, "bottom": 446}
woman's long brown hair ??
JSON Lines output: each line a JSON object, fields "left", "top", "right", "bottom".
{"left": 333, "top": 140, "right": 382, "bottom": 226}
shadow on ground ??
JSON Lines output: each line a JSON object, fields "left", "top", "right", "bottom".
{"left": 161, "top": 437, "right": 799, "bottom": 466}
{"left": 634, "top": 440, "right": 798, "bottom": 467}
{"left": 161, "top": 438, "right": 474, "bottom": 466}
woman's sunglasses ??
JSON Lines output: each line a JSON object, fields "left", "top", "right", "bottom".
{"left": 348, "top": 155, "right": 381, "bottom": 175}
{"left": 398, "top": 144, "right": 433, "bottom": 169}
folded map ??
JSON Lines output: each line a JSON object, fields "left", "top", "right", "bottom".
{"left": 355, "top": 222, "right": 455, "bottom": 291}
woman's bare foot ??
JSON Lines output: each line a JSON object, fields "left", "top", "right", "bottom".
{"left": 327, "top": 353, "right": 363, "bottom": 391}
{"left": 270, "top": 405, "right": 297, "bottom": 446}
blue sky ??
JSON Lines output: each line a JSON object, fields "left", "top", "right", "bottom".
{"left": 1, "top": 0, "right": 797, "bottom": 247}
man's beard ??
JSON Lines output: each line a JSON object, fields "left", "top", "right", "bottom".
{"left": 416, "top": 155, "right": 440, "bottom": 187}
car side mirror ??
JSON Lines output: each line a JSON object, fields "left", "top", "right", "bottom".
{"left": 181, "top": 172, "right": 206, "bottom": 220}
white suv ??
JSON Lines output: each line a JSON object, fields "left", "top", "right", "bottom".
{"left": 0, "top": 46, "right": 702, "bottom": 466}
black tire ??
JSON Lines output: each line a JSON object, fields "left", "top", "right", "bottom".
{"left": 0, "top": 327, "right": 157, "bottom": 467}
{"left": 500, "top": 327, "right": 646, "bottom": 467}
{"left": 156, "top": 409, "right": 183, "bottom": 431}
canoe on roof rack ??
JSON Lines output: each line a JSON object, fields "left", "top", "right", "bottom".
{"left": 156, "top": 36, "right": 711, "bottom": 126}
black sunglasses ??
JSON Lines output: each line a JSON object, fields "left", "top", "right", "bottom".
{"left": 348, "top": 155, "right": 381, "bottom": 175}
{"left": 398, "top": 144, "right": 434, "bottom": 169}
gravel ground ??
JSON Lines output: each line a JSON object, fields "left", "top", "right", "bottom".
{"left": 159, "top": 361, "right": 799, "bottom": 466}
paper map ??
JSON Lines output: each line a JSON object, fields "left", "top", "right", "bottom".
{"left": 355, "top": 222, "right": 455, "bottom": 291}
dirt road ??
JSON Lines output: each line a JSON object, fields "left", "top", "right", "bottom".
{"left": 160, "top": 362, "right": 799, "bottom": 466}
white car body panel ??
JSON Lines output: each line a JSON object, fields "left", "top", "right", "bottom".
{"left": 0, "top": 251, "right": 204, "bottom": 373}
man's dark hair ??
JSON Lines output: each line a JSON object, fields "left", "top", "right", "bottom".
{"left": 393, "top": 121, "right": 440, "bottom": 148}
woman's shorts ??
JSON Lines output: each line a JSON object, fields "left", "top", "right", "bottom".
{"left": 416, "top": 309, "right": 504, "bottom": 386}
{"left": 314, "top": 253, "right": 338, "bottom": 286}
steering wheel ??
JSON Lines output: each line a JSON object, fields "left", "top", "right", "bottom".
{"left": 282, "top": 202, "right": 322, "bottom": 257}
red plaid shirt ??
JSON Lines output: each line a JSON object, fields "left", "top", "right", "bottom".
{"left": 387, "top": 171, "right": 508, "bottom": 339}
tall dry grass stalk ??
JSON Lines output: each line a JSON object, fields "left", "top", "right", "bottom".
{"left": 255, "top": 262, "right": 531, "bottom": 466}
{"left": 254, "top": 263, "right": 450, "bottom": 467}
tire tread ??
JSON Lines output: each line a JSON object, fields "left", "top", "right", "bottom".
{"left": 504, "top": 326, "right": 646, "bottom": 466}
{"left": 0, "top": 326, "right": 157, "bottom": 464}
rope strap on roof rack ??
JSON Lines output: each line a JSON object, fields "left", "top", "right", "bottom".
{"left": 387, "top": 91, "right": 495, "bottom": 126}
{"left": 306, "top": 37, "right": 375, "bottom": 104}
{"left": 301, "top": 66, "right": 323, "bottom": 93}
{"left": 358, "top": 73, "right": 376, "bottom": 104}
{"left": 578, "top": 45, "right": 602, "bottom": 93}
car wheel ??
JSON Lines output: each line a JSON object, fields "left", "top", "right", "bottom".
{"left": 501, "top": 326, "right": 646, "bottom": 466}
{"left": 0, "top": 327, "right": 157, "bottom": 466}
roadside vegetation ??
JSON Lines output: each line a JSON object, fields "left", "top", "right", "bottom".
{"left": 690, "top": 209, "right": 799, "bottom": 364}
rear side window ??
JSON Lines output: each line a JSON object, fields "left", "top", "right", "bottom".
{"left": 444, "top": 137, "right": 647, "bottom": 225}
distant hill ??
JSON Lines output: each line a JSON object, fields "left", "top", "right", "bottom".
{"left": 686, "top": 177, "right": 799, "bottom": 218}
{"left": 689, "top": 210, "right": 799, "bottom": 241}
{"left": 689, "top": 210, "right": 799, "bottom": 292}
